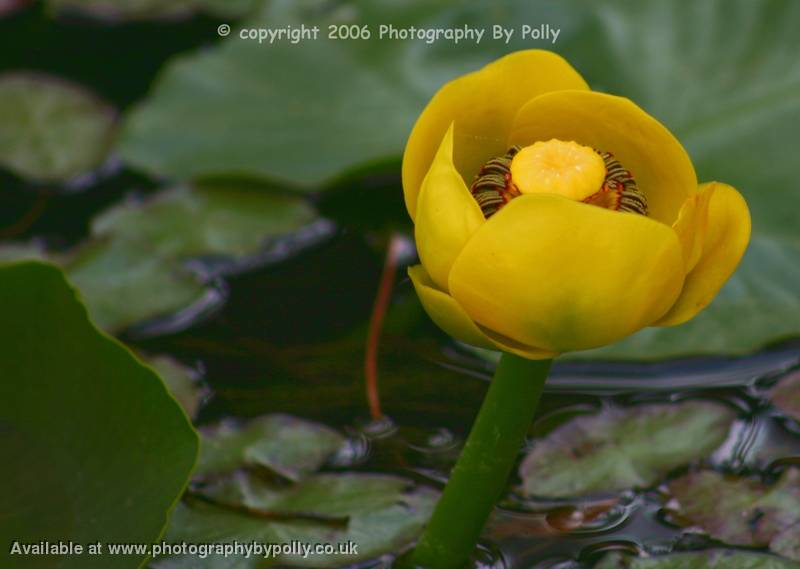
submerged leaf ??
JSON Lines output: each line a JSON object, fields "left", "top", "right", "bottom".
{"left": 596, "top": 550, "right": 800, "bottom": 569}
{"left": 667, "top": 469, "right": 800, "bottom": 559}
{"left": 0, "top": 261, "right": 197, "bottom": 569}
{"left": 519, "top": 401, "right": 735, "bottom": 498}
{"left": 196, "top": 414, "right": 345, "bottom": 482}
{"left": 0, "top": 73, "right": 116, "bottom": 182}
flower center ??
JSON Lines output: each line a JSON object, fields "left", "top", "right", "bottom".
{"left": 469, "top": 139, "right": 648, "bottom": 219}
{"left": 511, "top": 139, "right": 606, "bottom": 201}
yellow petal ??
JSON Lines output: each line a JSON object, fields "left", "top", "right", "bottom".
{"left": 408, "top": 265, "right": 556, "bottom": 360}
{"left": 409, "top": 264, "right": 496, "bottom": 349}
{"left": 656, "top": 182, "right": 751, "bottom": 326}
{"left": 671, "top": 186, "right": 714, "bottom": 273}
{"left": 449, "top": 194, "right": 685, "bottom": 352}
{"left": 508, "top": 91, "right": 696, "bottom": 225}
{"left": 403, "top": 50, "right": 589, "bottom": 220}
{"left": 415, "top": 124, "right": 485, "bottom": 291}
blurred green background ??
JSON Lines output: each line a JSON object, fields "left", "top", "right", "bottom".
{"left": 2, "top": 2, "right": 800, "bottom": 568}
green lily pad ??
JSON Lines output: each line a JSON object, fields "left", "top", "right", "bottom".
{"left": 667, "top": 469, "right": 800, "bottom": 559}
{"left": 65, "top": 238, "right": 217, "bottom": 334}
{"left": 152, "top": 473, "right": 437, "bottom": 569}
{"left": 596, "top": 550, "right": 800, "bottom": 569}
{"left": 196, "top": 414, "right": 345, "bottom": 482}
{"left": 0, "top": 261, "right": 198, "bottom": 569}
{"left": 120, "top": 0, "right": 800, "bottom": 358}
{"left": 519, "top": 401, "right": 735, "bottom": 498}
{"left": 91, "top": 184, "right": 318, "bottom": 264}
{"left": 156, "top": 413, "right": 436, "bottom": 568}
{"left": 770, "top": 371, "right": 800, "bottom": 423}
{"left": 0, "top": 73, "right": 116, "bottom": 183}
{"left": 146, "top": 354, "right": 204, "bottom": 420}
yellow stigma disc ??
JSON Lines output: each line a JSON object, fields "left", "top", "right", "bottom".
{"left": 510, "top": 139, "right": 606, "bottom": 201}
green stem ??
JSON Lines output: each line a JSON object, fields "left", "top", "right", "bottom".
{"left": 406, "top": 352, "right": 552, "bottom": 569}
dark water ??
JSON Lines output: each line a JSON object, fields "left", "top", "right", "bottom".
{"left": 4, "top": 5, "right": 800, "bottom": 568}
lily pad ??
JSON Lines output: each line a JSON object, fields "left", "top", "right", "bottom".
{"left": 0, "top": 261, "right": 198, "bottom": 569}
{"left": 120, "top": 0, "right": 800, "bottom": 357}
{"left": 770, "top": 370, "right": 800, "bottom": 423}
{"left": 91, "top": 184, "right": 318, "bottom": 264}
{"left": 667, "top": 469, "right": 800, "bottom": 559}
{"left": 0, "top": 73, "right": 116, "bottom": 183}
{"left": 0, "top": 241, "right": 47, "bottom": 262}
{"left": 196, "top": 414, "right": 345, "bottom": 482}
{"left": 47, "top": 0, "right": 260, "bottom": 21}
{"left": 146, "top": 354, "right": 204, "bottom": 420}
{"left": 596, "top": 550, "right": 800, "bottom": 569}
{"left": 156, "top": 413, "right": 437, "bottom": 568}
{"left": 152, "top": 473, "right": 437, "bottom": 569}
{"left": 65, "top": 238, "right": 219, "bottom": 334}
{"left": 519, "top": 401, "right": 735, "bottom": 498}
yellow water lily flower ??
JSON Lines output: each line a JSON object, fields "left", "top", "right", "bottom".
{"left": 404, "top": 50, "right": 750, "bottom": 359}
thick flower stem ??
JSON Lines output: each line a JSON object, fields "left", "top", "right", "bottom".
{"left": 406, "top": 353, "right": 552, "bottom": 569}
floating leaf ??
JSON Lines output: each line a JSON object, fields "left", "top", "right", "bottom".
{"left": 46, "top": 0, "right": 259, "bottom": 21}
{"left": 0, "top": 261, "right": 198, "bottom": 569}
{"left": 771, "top": 370, "right": 800, "bottom": 423}
{"left": 519, "top": 401, "right": 735, "bottom": 498}
{"left": 773, "top": 523, "right": 800, "bottom": 562}
{"left": 667, "top": 469, "right": 800, "bottom": 559}
{"left": 146, "top": 354, "right": 204, "bottom": 420}
{"left": 153, "top": 473, "right": 437, "bottom": 569}
{"left": 0, "top": 241, "right": 47, "bottom": 262}
{"left": 196, "top": 414, "right": 345, "bottom": 482}
{"left": 0, "top": 0, "right": 30, "bottom": 17}
{"left": 65, "top": 238, "right": 219, "bottom": 334}
{"left": 120, "top": 0, "right": 800, "bottom": 357}
{"left": 155, "top": 413, "right": 436, "bottom": 568}
{"left": 91, "top": 184, "right": 318, "bottom": 263}
{"left": 596, "top": 550, "right": 800, "bottom": 569}
{"left": 0, "top": 73, "right": 116, "bottom": 183}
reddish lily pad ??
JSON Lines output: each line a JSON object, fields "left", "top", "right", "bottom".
{"left": 770, "top": 371, "right": 800, "bottom": 423}
{"left": 519, "top": 401, "right": 735, "bottom": 498}
{"left": 46, "top": 0, "right": 258, "bottom": 21}
{"left": 667, "top": 469, "right": 800, "bottom": 560}
{"left": 596, "top": 550, "right": 800, "bottom": 569}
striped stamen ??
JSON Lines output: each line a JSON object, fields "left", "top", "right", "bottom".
{"left": 469, "top": 146, "right": 648, "bottom": 218}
